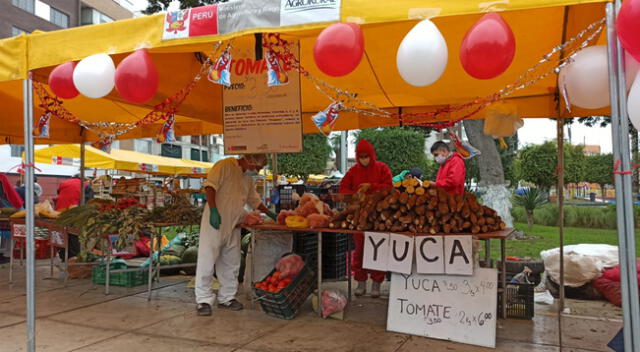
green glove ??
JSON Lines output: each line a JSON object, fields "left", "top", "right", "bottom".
{"left": 266, "top": 210, "right": 277, "bottom": 221}
{"left": 209, "top": 206, "right": 221, "bottom": 229}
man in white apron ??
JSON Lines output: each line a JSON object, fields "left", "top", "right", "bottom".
{"left": 196, "top": 154, "right": 276, "bottom": 316}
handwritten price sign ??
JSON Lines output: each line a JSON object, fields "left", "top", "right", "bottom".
{"left": 387, "top": 268, "right": 498, "bottom": 348}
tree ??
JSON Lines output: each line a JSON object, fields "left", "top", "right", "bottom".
{"left": 517, "top": 142, "right": 558, "bottom": 191}
{"left": 564, "top": 144, "right": 586, "bottom": 185}
{"left": 355, "top": 127, "right": 435, "bottom": 177}
{"left": 584, "top": 153, "right": 614, "bottom": 202}
{"left": 463, "top": 119, "right": 513, "bottom": 226}
{"left": 513, "top": 188, "right": 548, "bottom": 230}
{"left": 143, "top": 0, "right": 228, "bottom": 14}
{"left": 273, "top": 133, "right": 332, "bottom": 181}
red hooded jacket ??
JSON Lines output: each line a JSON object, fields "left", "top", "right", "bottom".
{"left": 339, "top": 139, "right": 393, "bottom": 194}
{"left": 0, "top": 173, "right": 23, "bottom": 209}
{"left": 55, "top": 178, "right": 83, "bottom": 210}
{"left": 435, "top": 152, "right": 466, "bottom": 195}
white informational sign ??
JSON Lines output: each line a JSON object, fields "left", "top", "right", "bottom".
{"left": 363, "top": 231, "right": 390, "bottom": 272}
{"left": 280, "top": 0, "right": 341, "bottom": 26}
{"left": 444, "top": 236, "right": 473, "bottom": 275}
{"left": 222, "top": 40, "right": 302, "bottom": 154}
{"left": 415, "top": 236, "right": 444, "bottom": 274}
{"left": 387, "top": 268, "right": 498, "bottom": 348}
{"left": 387, "top": 233, "right": 414, "bottom": 275}
{"left": 363, "top": 234, "right": 474, "bottom": 276}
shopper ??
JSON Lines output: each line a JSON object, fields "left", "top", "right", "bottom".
{"left": 431, "top": 141, "right": 466, "bottom": 195}
{"left": 14, "top": 176, "right": 40, "bottom": 204}
{"left": 339, "top": 139, "right": 393, "bottom": 298}
{"left": 195, "top": 154, "right": 277, "bottom": 316}
{"left": 54, "top": 174, "right": 92, "bottom": 210}
{"left": 392, "top": 167, "right": 424, "bottom": 184}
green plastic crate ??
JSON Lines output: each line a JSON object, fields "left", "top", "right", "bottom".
{"left": 92, "top": 262, "right": 148, "bottom": 287}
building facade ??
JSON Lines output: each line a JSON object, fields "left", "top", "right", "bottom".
{"left": 1, "top": 0, "right": 133, "bottom": 38}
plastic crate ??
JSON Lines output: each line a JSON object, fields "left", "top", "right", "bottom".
{"left": 254, "top": 263, "right": 316, "bottom": 319}
{"left": 276, "top": 185, "right": 306, "bottom": 212}
{"left": 323, "top": 253, "right": 348, "bottom": 280}
{"left": 498, "top": 282, "right": 534, "bottom": 319}
{"left": 92, "top": 262, "right": 149, "bottom": 287}
{"left": 13, "top": 238, "right": 51, "bottom": 259}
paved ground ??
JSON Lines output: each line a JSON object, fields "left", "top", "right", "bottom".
{"left": 0, "top": 261, "right": 623, "bottom": 351}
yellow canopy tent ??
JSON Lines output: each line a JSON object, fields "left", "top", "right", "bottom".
{"left": 32, "top": 144, "right": 213, "bottom": 176}
{"left": 0, "top": 0, "right": 613, "bottom": 143}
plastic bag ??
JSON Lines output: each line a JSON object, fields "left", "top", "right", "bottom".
{"left": 321, "top": 289, "right": 348, "bottom": 318}
{"left": 307, "top": 213, "right": 331, "bottom": 228}
{"left": 534, "top": 290, "right": 554, "bottom": 305}
{"left": 277, "top": 210, "right": 296, "bottom": 225}
{"left": 593, "top": 276, "right": 622, "bottom": 306}
{"left": 276, "top": 254, "right": 305, "bottom": 279}
{"left": 243, "top": 211, "right": 264, "bottom": 226}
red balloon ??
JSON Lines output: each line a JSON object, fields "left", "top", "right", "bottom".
{"left": 48, "top": 62, "right": 79, "bottom": 99}
{"left": 460, "top": 13, "right": 516, "bottom": 80}
{"left": 115, "top": 49, "right": 159, "bottom": 103}
{"left": 617, "top": 0, "right": 640, "bottom": 62}
{"left": 313, "top": 23, "right": 364, "bottom": 77}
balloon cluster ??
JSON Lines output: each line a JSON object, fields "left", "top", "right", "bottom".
{"left": 47, "top": 49, "right": 159, "bottom": 103}
{"left": 312, "top": 13, "right": 516, "bottom": 84}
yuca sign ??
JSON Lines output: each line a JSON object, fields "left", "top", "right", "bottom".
{"left": 363, "top": 233, "right": 473, "bottom": 276}
{"left": 387, "top": 268, "right": 498, "bottom": 348}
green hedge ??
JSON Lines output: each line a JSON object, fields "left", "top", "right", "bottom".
{"left": 511, "top": 204, "right": 640, "bottom": 229}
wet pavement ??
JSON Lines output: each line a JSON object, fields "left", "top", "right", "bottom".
{"left": 0, "top": 261, "right": 622, "bottom": 351}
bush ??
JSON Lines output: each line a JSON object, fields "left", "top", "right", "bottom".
{"left": 510, "top": 204, "right": 638, "bottom": 229}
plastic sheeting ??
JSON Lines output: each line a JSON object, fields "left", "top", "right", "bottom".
{"left": 541, "top": 244, "right": 619, "bottom": 287}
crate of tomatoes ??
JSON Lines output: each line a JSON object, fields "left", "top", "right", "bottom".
{"left": 254, "top": 255, "right": 316, "bottom": 320}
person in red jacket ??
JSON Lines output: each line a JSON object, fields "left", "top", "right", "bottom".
{"left": 55, "top": 175, "right": 92, "bottom": 210}
{"left": 339, "top": 139, "right": 393, "bottom": 298}
{"left": 431, "top": 141, "right": 466, "bottom": 195}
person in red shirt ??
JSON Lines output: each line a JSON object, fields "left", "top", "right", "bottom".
{"left": 55, "top": 174, "right": 93, "bottom": 211}
{"left": 431, "top": 141, "right": 466, "bottom": 195}
{"left": 339, "top": 139, "right": 393, "bottom": 298}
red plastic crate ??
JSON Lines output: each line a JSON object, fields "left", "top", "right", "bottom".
{"left": 13, "top": 238, "right": 51, "bottom": 259}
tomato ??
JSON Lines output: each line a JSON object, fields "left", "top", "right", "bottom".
{"left": 283, "top": 278, "right": 292, "bottom": 285}
{"left": 268, "top": 285, "right": 277, "bottom": 292}
{"left": 272, "top": 272, "right": 281, "bottom": 281}
{"left": 277, "top": 281, "right": 287, "bottom": 289}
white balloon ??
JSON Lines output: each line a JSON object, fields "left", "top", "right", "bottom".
{"left": 558, "top": 45, "right": 611, "bottom": 109}
{"left": 625, "top": 51, "right": 640, "bottom": 91}
{"left": 396, "top": 19, "right": 448, "bottom": 87}
{"left": 72, "top": 53, "right": 115, "bottom": 99}
{"left": 628, "top": 72, "right": 640, "bottom": 131}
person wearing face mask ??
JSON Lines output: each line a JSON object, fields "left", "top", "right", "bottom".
{"left": 339, "top": 139, "right": 393, "bottom": 298}
{"left": 195, "top": 154, "right": 277, "bottom": 316}
{"left": 431, "top": 141, "right": 466, "bottom": 195}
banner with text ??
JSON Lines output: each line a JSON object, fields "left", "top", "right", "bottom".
{"left": 387, "top": 268, "right": 498, "bottom": 348}
{"left": 363, "top": 233, "right": 474, "bottom": 276}
{"left": 222, "top": 41, "right": 302, "bottom": 154}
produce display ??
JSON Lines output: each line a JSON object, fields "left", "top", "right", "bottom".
{"left": 329, "top": 180, "right": 506, "bottom": 234}
{"left": 276, "top": 193, "right": 333, "bottom": 228}
{"left": 10, "top": 200, "right": 60, "bottom": 219}
{"left": 254, "top": 271, "right": 293, "bottom": 293}
{"left": 148, "top": 193, "right": 203, "bottom": 225}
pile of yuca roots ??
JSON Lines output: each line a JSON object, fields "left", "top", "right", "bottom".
{"left": 329, "top": 179, "right": 506, "bottom": 234}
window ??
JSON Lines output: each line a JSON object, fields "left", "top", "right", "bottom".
{"left": 191, "top": 149, "right": 209, "bottom": 162}
{"left": 10, "top": 145, "right": 25, "bottom": 158}
{"left": 50, "top": 7, "right": 69, "bottom": 28}
{"left": 134, "top": 139, "right": 152, "bottom": 154}
{"left": 161, "top": 144, "right": 182, "bottom": 159}
{"left": 12, "top": 0, "right": 34, "bottom": 13}
{"left": 190, "top": 135, "right": 210, "bottom": 146}
{"left": 11, "top": 27, "right": 26, "bottom": 36}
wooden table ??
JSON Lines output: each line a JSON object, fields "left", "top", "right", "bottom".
{"left": 242, "top": 225, "right": 513, "bottom": 319}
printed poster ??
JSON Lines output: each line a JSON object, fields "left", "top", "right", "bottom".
{"left": 222, "top": 39, "right": 302, "bottom": 154}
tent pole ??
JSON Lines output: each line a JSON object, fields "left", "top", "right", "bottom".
{"left": 340, "top": 131, "right": 347, "bottom": 174}
{"left": 606, "top": 3, "right": 640, "bottom": 351}
{"left": 23, "top": 74, "right": 36, "bottom": 352}
{"left": 556, "top": 112, "right": 565, "bottom": 350}
{"left": 80, "top": 132, "right": 86, "bottom": 205}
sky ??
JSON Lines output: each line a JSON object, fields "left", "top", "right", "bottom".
{"left": 128, "top": 1, "right": 614, "bottom": 155}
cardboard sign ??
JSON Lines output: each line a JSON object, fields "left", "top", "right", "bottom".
{"left": 387, "top": 233, "right": 414, "bottom": 275}
{"left": 222, "top": 39, "right": 302, "bottom": 154}
{"left": 415, "top": 236, "right": 444, "bottom": 274}
{"left": 363, "top": 232, "right": 390, "bottom": 272}
{"left": 387, "top": 268, "right": 498, "bottom": 348}
{"left": 444, "top": 236, "right": 473, "bottom": 275}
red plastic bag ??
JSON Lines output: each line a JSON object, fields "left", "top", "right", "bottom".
{"left": 276, "top": 254, "right": 305, "bottom": 279}
{"left": 134, "top": 236, "right": 151, "bottom": 257}
{"left": 593, "top": 276, "right": 622, "bottom": 307}
{"left": 321, "top": 289, "right": 348, "bottom": 318}
{"left": 601, "top": 258, "right": 640, "bottom": 283}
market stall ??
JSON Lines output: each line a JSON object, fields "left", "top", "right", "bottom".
{"left": 1, "top": 0, "right": 639, "bottom": 350}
